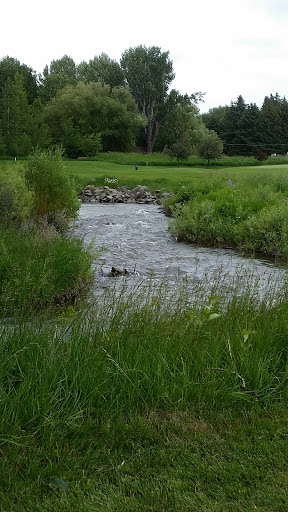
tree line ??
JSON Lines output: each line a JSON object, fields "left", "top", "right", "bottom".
{"left": 0, "top": 49, "right": 207, "bottom": 157}
{"left": 202, "top": 94, "right": 288, "bottom": 156}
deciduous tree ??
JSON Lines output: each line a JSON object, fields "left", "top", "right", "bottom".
{"left": 120, "top": 45, "right": 175, "bottom": 153}
{"left": 77, "top": 54, "right": 125, "bottom": 89}
{"left": 44, "top": 82, "right": 144, "bottom": 156}
{"left": 169, "top": 133, "right": 192, "bottom": 167}
{"left": 39, "top": 55, "right": 77, "bottom": 103}
{"left": 198, "top": 130, "right": 223, "bottom": 167}
{"left": 0, "top": 73, "right": 32, "bottom": 156}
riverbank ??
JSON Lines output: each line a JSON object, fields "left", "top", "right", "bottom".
{"left": 2, "top": 155, "right": 288, "bottom": 511}
{"left": 1, "top": 284, "right": 288, "bottom": 511}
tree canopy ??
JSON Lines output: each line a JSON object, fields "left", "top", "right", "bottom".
{"left": 120, "top": 45, "right": 175, "bottom": 153}
{"left": 44, "top": 82, "right": 144, "bottom": 157}
{"left": 198, "top": 130, "right": 223, "bottom": 167}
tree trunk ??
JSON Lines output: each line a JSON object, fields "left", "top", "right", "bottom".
{"left": 146, "top": 118, "right": 161, "bottom": 153}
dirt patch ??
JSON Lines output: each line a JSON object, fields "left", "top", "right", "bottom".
{"left": 147, "top": 410, "right": 212, "bottom": 433}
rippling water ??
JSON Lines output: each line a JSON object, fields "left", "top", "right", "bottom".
{"left": 74, "top": 204, "right": 287, "bottom": 302}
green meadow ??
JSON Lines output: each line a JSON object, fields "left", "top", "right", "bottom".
{"left": 1, "top": 155, "right": 288, "bottom": 511}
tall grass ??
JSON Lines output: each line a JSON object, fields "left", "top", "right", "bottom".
{"left": 1, "top": 281, "right": 288, "bottom": 509}
{"left": 0, "top": 225, "right": 93, "bottom": 315}
{"left": 167, "top": 174, "right": 288, "bottom": 258}
{"left": 0, "top": 278, "right": 287, "bottom": 439}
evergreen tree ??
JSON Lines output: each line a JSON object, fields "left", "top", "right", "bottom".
{"left": 259, "top": 94, "right": 283, "bottom": 154}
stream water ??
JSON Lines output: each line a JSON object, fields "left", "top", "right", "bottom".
{"left": 74, "top": 203, "right": 287, "bottom": 303}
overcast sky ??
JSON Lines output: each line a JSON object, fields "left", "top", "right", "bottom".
{"left": 1, "top": 0, "right": 288, "bottom": 112}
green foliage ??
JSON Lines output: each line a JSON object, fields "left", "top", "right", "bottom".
{"left": 0, "top": 55, "right": 38, "bottom": 103}
{"left": 120, "top": 45, "right": 175, "bottom": 153}
{"left": 168, "top": 133, "right": 192, "bottom": 166}
{"left": 1, "top": 285, "right": 288, "bottom": 509}
{"left": 169, "top": 175, "right": 288, "bottom": 258}
{"left": 236, "top": 203, "right": 288, "bottom": 257}
{"left": 0, "top": 165, "right": 32, "bottom": 225}
{"left": 198, "top": 130, "right": 223, "bottom": 166}
{"left": 28, "top": 98, "right": 51, "bottom": 149}
{"left": 0, "top": 226, "right": 92, "bottom": 314}
{"left": 44, "top": 82, "right": 143, "bottom": 155}
{"left": 77, "top": 53, "right": 125, "bottom": 88}
{"left": 156, "top": 99, "right": 206, "bottom": 152}
{"left": 39, "top": 55, "right": 77, "bottom": 103}
{"left": 0, "top": 73, "right": 32, "bottom": 156}
{"left": 24, "top": 147, "right": 79, "bottom": 227}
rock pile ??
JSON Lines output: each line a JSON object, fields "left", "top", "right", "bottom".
{"left": 79, "top": 185, "right": 163, "bottom": 204}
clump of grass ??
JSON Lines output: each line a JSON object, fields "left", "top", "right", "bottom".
{"left": 25, "top": 147, "right": 79, "bottom": 231}
{"left": 0, "top": 164, "right": 33, "bottom": 225}
{"left": 0, "top": 225, "right": 93, "bottom": 315}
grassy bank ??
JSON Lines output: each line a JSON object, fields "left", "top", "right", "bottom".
{"left": 0, "top": 226, "right": 93, "bottom": 315}
{"left": 166, "top": 171, "right": 288, "bottom": 259}
{"left": 1, "top": 283, "right": 288, "bottom": 510}
{"left": 0, "top": 152, "right": 93, "bottom": 316}
{"left": 1, "top": 153, "right": 288, "bottom": 510}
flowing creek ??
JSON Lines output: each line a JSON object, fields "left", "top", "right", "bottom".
{"left": 74, "top": 204, "right": 287, "bottom": 303}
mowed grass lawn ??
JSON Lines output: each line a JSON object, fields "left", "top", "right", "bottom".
{"left": 63, "top": 159, "right": 288, "bottom": 191}
{"left": 2, "top": 159, "right": 288, "bottom": 191}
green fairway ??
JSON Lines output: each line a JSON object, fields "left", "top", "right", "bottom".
{"left": 62, "top": 159, "right": 288, "bottom": 192}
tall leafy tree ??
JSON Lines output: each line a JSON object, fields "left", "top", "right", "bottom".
{"left": 120, "top": 45, "right": 175, "bottom": 153}
{"left": 39, "top": 55, "right": 77, "bottom": 103}
{"left": 155, "top": 95, "right": 205, "bottom": 152}
{"left": 0, "top": 56, "right": 38, "bottom": 103}
{"left": 202, "top": 105, "right": 228, "bottom": 136}
{"left": 28, "top": 98, "right": 51, "bottom": 149}
{"left": 0, "top": 73, "right": 32, "bottom": 155}
{"left": 44, "top": 82, "right": 144, "bottom": 156}
{"left": 169, "top": 133, "right": 192, "bottom": 167}
{"left": 77, "top": 53, "right": 125, "bottom": 89}
{"left": 198, "top": 130, "right": 223, "bottom": 167}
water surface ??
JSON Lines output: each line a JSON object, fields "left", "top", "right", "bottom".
{"left": 75, "top": 204, "right": 287, "bottom": 302}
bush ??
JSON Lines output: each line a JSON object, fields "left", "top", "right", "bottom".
{"left": 0, "top": 226, "right": 93, "bottom": 315}
{"left": 169, "top": 176, "right": 288, "bottom": 257}
{"left": 25, "top": 147, "right": 79, "bottom": 229}
{"left": 0, "top": 166, "right": 33, "bottom": 225}
{"left": 236, "top": 203, "right": 288, "bottom": 257}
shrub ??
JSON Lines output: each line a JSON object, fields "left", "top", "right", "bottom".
{"left": 0, "top": 226, "right": 93, "bottom": 314}
{"left": 236, "top": 203, "right": 288, "bottom": 257}
{"left": 25, "top": 147, "right": 79, "bottom": 229}
{"left": 0, "top": 166, "right": 32, "bottom": 225}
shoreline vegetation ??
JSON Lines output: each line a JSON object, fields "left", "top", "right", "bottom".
{"left": 1, "top": 152, "right": 288, "bottom": 510}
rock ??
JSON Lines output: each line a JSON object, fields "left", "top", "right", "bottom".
{"left": 109, "top": 267, "right": 130, "bottom": 277}
{"left": 78, "top": 184, "right": 161, "bottom": 204}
